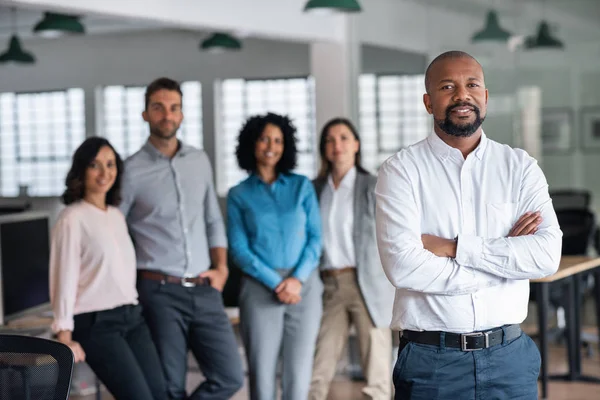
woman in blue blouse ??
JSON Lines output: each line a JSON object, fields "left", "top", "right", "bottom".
{"left": 227, "top": 112, "right": 323, "bottom": 400}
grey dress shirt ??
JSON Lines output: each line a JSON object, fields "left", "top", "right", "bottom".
{"left": 119, "top": 140, "right": 227, "bottom": 277}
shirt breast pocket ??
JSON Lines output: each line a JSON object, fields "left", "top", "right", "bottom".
{"left": 485, "top": 202, "right": 517, "bottom": 238}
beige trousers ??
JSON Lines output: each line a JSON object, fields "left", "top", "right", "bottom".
{"left": 309, "top": 270, "right": 392, "bottom": 400}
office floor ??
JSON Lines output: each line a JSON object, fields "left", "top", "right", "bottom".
{"left": 71, "top": 336, "right": 600, "bottom": 400}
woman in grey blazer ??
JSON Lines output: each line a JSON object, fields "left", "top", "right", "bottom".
{"left": 309, "top": 118, "right": 395, "bottom": 400}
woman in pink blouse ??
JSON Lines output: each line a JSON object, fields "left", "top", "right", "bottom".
{"left": 50, "top": 137, "right": 166, "bottom": 400}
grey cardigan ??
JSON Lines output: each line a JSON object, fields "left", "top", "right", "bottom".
{"left": 313, "top": 171, "right": 394, "bottom": 328}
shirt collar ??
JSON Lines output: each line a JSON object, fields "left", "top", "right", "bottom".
{"left": 327, "top": 166, "right": 356, "bottom": 190}
{"left": 250, "top": 172, "right": 290, "bottom": 186}
{"left": 142, "top": 139, "right": 190, "bottom": 160}
{"left": 427, "top": 130, "right": 488, "bottom": 161}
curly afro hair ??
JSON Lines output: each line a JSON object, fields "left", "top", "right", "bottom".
{"left": 235, "top": 112, "right": 298, "bottom": 174}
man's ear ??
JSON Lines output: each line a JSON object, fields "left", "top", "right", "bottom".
{"left": 142, "top": 110, "right": 149, "bottom": 122}
{"left": 423, "top": 93, "right": 433, "bottom": 115}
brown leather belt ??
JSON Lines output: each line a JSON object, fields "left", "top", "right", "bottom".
{"left": 137, "top": 270, "right": 210, "bottom": 287}
{"left": 320, "top": 266, "right": 356, "bottom": 278}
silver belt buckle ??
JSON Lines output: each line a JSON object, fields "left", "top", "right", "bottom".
{"left": 181, "top": 277, "right": 196, "bottom": 287}
{"left": 461, "top": 331, "right": 490, "bottom": 351}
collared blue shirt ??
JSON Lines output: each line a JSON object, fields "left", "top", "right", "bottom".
{"left": 120, "top": 141, "right": 227, "bottom": 277}
{"left": 227, "top": 173, "right": 322, "bottom": 289}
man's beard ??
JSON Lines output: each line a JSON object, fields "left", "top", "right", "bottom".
{"left": 435, "top": 102, "right": 485, "bottom": 137}
{"left": 150, "top": 121, "right": 179, "bottom": 140}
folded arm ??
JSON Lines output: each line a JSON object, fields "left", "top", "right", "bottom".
{"left": 455, "top": 160, "right": 562, "bottom": 279}
{"left": 375, "top": 160, "right": 504, "bottom": 295}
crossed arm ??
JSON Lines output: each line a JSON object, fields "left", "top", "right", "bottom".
{"left": 422, "top": 211, "right": 543, "bottom": 258}
{"left": 375, "top": 157, "right": 562, "bottom": 295}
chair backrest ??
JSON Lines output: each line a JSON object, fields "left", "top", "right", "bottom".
{"left": 0, "top": 334, "right": 73, "bottom": 400}
{"left": 550, "top": 190, "right": 591, "bottom": 212}
{"left": 556, "top": 209, "right": 597, "bottom": 255}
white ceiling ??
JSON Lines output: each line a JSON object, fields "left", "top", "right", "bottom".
{"left": 0, "top": 5, "right": 166, "bottom": 39}
{"left": 0, "top": 1, "right": 598, "bottom": 42}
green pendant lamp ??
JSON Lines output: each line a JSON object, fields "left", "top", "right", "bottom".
{"left": 0, "top": 8, "right": 36, "bottom": 64}
{"left": 472, "top": 10, "right": 512, "bottom": 42}
{"left": 0, "top": 35, "right": 36, "bottom": 64}
{"left": 304, "top": 0, "right": 362, "bottom": 13}
{"left": 200, "top": 33, "right": 242, "bottom": 52}
{"left": 524, "top": 21, "right": 564, "bottom": 49}
{"left": 33, "top": 12, "right": 85, "bottom": 37}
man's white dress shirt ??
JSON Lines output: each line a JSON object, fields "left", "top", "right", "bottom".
{"left": 375, "top": 132, "right": 562, "bottom": 333}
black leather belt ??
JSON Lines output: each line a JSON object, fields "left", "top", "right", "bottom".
{"left": 138, "top": 270, "right": 210, "bottom": 287}
{"left": 401, "top": 324, "right": 521, "bottom": 352}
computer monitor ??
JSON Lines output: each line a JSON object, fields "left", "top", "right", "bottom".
{"left": 0, "top": 211, "right": 51, "bottom": 326}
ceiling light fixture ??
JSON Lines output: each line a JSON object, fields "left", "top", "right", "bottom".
{"left": 471, "top": 10, "right": 512, "bottom": 42}
{"left": 524, "top": 21, "right": 564, "bottom": 49}
{"left": 200, "top": 33, "right": 242, "bottom": 52}
{"left": 33, "top": 12, "right": 85, "bottom": 38}
{"left": 303, "top": 0, "right": 362, "bottom": 13}
{"left": 0, "top": 8, "right": 35, "bottom": 64}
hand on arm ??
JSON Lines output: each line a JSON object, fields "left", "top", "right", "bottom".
{"left": 454, "top": 160, "right": 561, "bottom": 280}
{"left": 422, "top": 211, "right": 543, "bottom": 256}
{"left": 421, "top": 235, "right": 457, "bottom": 258}
{"left": 507, "top": 211, "right": 542, "bottom": 237}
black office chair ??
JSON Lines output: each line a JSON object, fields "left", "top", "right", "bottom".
{"left": 0, "top": 334, "right": 74, "bottom": 400}
{"left": 550, "top": 189, "right": 591, "bottom": 212}
{"left": 557, "top": 209, "right": 596, "bottom": 256}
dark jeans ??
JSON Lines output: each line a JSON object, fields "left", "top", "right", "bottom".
{"left": 73, "top": 304, "right": 167, "bottom": 400}
{"left": 137, "top": 279, "right": 244, "bottom": 400}
{"left": 394, "top": 331, "right": 541, "bottom": 400}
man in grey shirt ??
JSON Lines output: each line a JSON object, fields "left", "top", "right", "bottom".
{"left": 120, "top": 77, "right": 243, "bottom": 400}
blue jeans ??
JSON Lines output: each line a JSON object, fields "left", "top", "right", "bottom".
{"left": 394, "top": 331, "right": 541, "bottom": 400}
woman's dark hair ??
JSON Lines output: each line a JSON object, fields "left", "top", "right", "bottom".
{"left": 317, "top": 117, "right": 368, "bottom": 179}
{"left": 235, "top": 112, "right": 298, "bottom": 174}
{"left": 61, "top": 137, "right": 124, "bottom": 206}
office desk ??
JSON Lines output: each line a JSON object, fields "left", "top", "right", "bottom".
{"left": 531, "top": 256, "right": 600, "bottom": 399}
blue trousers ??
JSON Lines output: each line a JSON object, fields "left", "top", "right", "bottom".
{"left": 394, "top": 331, "right": 541, "bottom": 400}
{"left": 137, "top": 279, "right": 244, "bottom": 400}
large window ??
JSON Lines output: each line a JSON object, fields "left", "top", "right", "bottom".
{"left": 217, "top": 77, "right": 316, "bottom": 195}
{"left": 0, "top": 88, "right": 85, "bottom": 196}
{"left": 102, "top": 81, "right": 202, "bottom": 159}
{"left": 359, "top": 74, "right": 430, "bottom": 173}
